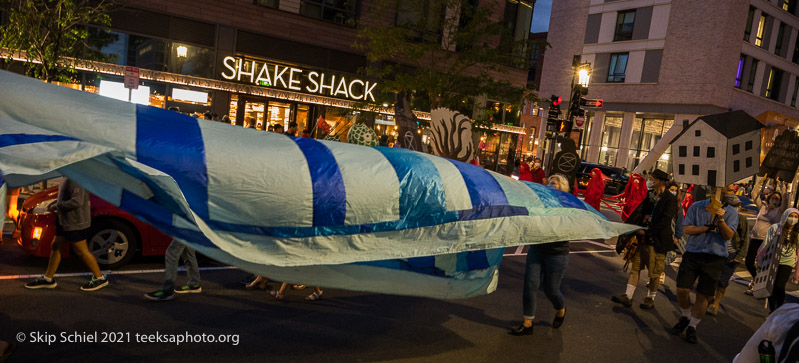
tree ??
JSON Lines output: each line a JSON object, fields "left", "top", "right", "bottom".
{"left": 354, "top": 0, "right": 539, "bottom": 150}
{"left": 0, "top": 0, "right": 115, "bottom": 83}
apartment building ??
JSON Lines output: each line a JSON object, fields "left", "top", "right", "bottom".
{"left": 538, "top": 0, "right": 799, "bottom": 173}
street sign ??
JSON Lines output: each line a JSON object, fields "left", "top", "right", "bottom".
{"left": 124, "top": 66, "right": 139, "bottom": 90}
{"left": 574, "top": 116, "right": 585, "bottom": 128}
{"left": 584, "top": 99, "right": 603, "bottom": 108}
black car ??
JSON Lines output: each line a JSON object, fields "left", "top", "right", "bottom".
{"left": 576, "top": 162, "right": 630, "bottom": 195}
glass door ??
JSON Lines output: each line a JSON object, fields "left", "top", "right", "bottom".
{"left": 267, "top": 101, "right": 292, "bottom": 132}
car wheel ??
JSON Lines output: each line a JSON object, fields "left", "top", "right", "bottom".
{"left": 87, "top": 219, "right": 139, "bottom": 269}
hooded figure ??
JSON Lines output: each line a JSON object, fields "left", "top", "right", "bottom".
{"left": 620, "top": 173, "right": 648, "bottom": 222}
{"left": 584, "top": 168, "right": 610, "bottom": 212}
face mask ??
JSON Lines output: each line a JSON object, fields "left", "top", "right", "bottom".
{"left": 670, "top": 190, "right": 677, "bottom": 196}
{"left": 534, "top": 163, "right": 541, "bottom": 168}
{"left": 788, "top": 217, "right": 798, "bottom": 226}
{"left": 646, "top": 180, "right": 654, "bottom": 189}
{"left": 772, "top": 200, "right": 781, "bottom": 207}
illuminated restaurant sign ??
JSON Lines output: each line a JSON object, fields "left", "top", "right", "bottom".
{"left": 220, "top": 56, "right": 377, "bottom": 102}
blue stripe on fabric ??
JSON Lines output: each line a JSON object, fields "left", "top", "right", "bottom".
{"left": 448, "top": 160, "right": 508, "bottom": 207}
{"left": 525, "top": 183, "right": 561, "bottom": 208}
{"left": 0, "top": 134, "right": 78, "bottom": 148}
{"left": 119, "top": 190, "right": 217, "bottom": 249}
{"left": 466, "top": 251, "right": 490, "bottom": 270}
{"left": 293, "top": 138, "right": 346, "bottom": 226}
{"left": 135, "top": 105, "right": 209, "bottom": 220}
{"left": 374, "top": 147, "right": 447, "bottom": 222}
{"left": 458, "top": 205, "right": 529, "bottom": 221}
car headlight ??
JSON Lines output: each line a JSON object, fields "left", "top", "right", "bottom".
{"left": 31, "top": 198, "right": 57, "bottom": 214}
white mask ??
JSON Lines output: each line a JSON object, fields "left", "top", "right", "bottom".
{"left": 669, "top": 191, "right": 677, "bottom": 196}
{"left": 534, "top": 163, "right": 541, "bottom": 168}
{"left": 788, "top": 217, "right": 798, "bottom": 226}
{"left": 646, "top": 180, "right": 654, "bottom": 189}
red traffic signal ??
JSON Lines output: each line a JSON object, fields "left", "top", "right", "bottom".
{"left": 551, "top": 95, "right": 562, "bottom": 106}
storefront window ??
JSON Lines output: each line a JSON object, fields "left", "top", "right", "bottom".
{"left": 625, "top": 117, "right": 673, "bottom": 172}
{"left": 168, "top": 43, "right": 215, "bottom": 78}
{"left": 598, "top": 116, "right": 622, "bottom": 166}
{"left": 268, "top": 101, "right": 292, "bottom": 131}
{"left": 100, "top": 31, "right": 168, "bottom": 72}
{"left": 244, "top": 101, "right": 266, "bottom": 130}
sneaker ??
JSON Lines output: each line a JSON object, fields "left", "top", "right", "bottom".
{"left": 174, "top": 285, "right": 202, "bottom": 294}
{"left": 745, "top": 282, "right": 754, "bottom": 296}
{"left": 25, "top": 276, "right": 57, "bottom": 289}
{"left": 684, "top": 326, "right": 698, "bottom": 344}
{"left": 611, "top": 294, "right": 633, "bottom": 308}
{"left": 144, "top": 290, "right": 175, "bottom": 301}
{"left": 640, "top": 297, "right": 655, "bottom": 309}
{"left": 80, "top": 275, "right": 109, "bottom": 291}
{"left": 672, "top": 317, "right": 690, "bottom": 335}
{"left": 659, "top": 272, "right": 666, "bottom": 284}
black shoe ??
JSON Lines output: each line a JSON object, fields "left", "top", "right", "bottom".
{"left": 553, "top": 309, "right": 566, "bottom": 328}
{"left": 240, "top": 274, "right": 256, "bottom": 285}
{"left": 684, "top": 326, "right": 697, "bottom": 344}
{"left": 611, "top": 294, "right": 633, "bottom": 308}
{"left": 509, "top": 325, "right": 533, "bottom": 336}
{"left": 640, "top": 297, "right": 655, "bottom": 309}
{"left": 672, "top": 317, "right": 690, "bottom": 335}
{"left": 24, "top": 276, "right": 57, "bottom": 289}
{"left": 80, "top": 275, "right": 108, "bottom": 291}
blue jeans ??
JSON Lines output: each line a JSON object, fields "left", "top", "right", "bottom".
{"left": 162, "top": 240, "right": 200, "bottom": 290}
{"left": 523, "top": 251, "right": 568, "bottom": 319}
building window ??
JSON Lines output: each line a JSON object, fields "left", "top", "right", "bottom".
{"left": 692, "top": 165, "right": 699, "bottom": 175}
{"left": 678, "top": 164, "right": 685, "bottom": 175}
{"left": 734, "top": 160, "right": 740, "bottom": 172}
{"left": 745, "top": 6, "right": 755, "bottom": 41}
{"left": 708, "top": 170, "right": 717, "bottom": 186}
{"left": 735, "top": 55, "right": 745, "bottom": 89}
{"left": 792, "top": 77, "right": 799, "bottom": 107}
{"left": 396, "top": 0, "right": 444, "bottom": 42}
{"left": 746, "top": 157, "right": 753, "bottom": 168}
{"left": 607, "top": 53, "right": 628, "bottom": 82}
{"left": 707, "top": 147, "right": 715, "bottom": 158}
{"left": 733, "top": 144, "right": 740, "bottom": 155}
{"left": 253, "top": 0, "right": 279, "bottom": 8}
{"left": 693, "top": 146, "right": 700, "bottom": 157}
{"left": 784, "top": 0, "right": 792, "bottom": 11}
{"left": 502, "top": 0, "right": 534, "bottom": 58}
{"left": 614, "top": 10, "right": 635, "bottom": 42}
{"left": 776, "top": 23, "right": 787, "bottom": 55}
{"left": 300, "top": 0, "right": 358, "bottom": 26}
{"left": 756, "top": 14, "right": 767, "bottom": 47}
{"left": 745, "top": 140, "right": 753, "bottom": 150}
{"left": 793, "top": 35, "right": 799, "bottom": 64}
{"left": 747, "top": 59, "right": 759, "bottom": 92}
{"left": 679, "top": 145, "right": 687, "bottom": 157}
{"left": 766, "top": 68, "right": 784, "bottom": 100}
{"left": 695, "top": 129, "right": 702, "bottom": 137}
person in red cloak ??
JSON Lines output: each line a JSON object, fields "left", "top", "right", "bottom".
{"left": 584, "top": 168, "right": 610, "bottom": 211}
{"left": 518, "top": 156, "right": 533, "bottom": 182}
{"left": 682, "top": 185, "right": 695, "bottom": 216}
{"left": 530, "top": 158, "right": 546, "bottom": 184}
{"left": 620, "top": 173, "right": 648, "bottom": 222}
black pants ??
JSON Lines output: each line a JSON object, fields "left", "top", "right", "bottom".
{"left": 745, "top": 238, "right": 763, "bottom": 281}
{"left": 769, "top": 264, "right": 794, "bottom": 312}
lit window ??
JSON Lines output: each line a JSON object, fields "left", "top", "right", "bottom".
{"left": 756, "top": 14, "right": 767, "bottom": 47}
{"left": 735, "top": 55, "right": 744, "bottom": 89}
{"left": 766, "top": 68, "right": 784, "bottom": 101}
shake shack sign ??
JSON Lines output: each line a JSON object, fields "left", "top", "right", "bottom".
{"left": 221, "top": 56, "right": 378, "bottom": 102}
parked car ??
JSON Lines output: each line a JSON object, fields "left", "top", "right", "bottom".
{"left": 576, "top": 162, "right": 630, "bottom": 195}
{"left": 13, "top": 187, "right": 173, "bottom": 269}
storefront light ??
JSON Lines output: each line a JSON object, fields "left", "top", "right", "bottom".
{"left": 176, "top": 45, "right": 188, "bottom": 58}
{"left": 98, "top": 80, "right": 150, "bottom": 105}
{"left": 601, "top": 146, "right": 608, "bottom": 151}
{"left": 660, "top": 153, "right": 670, "bottom": 160}
{"left": 172, "top": 88, "right": 208, "bottom": 103}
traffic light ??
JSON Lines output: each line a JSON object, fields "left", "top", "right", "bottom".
{"left": 569, "top": 86, "right": 588, "bottom": 118}
{"left": 557, "top": 119, "right": 573, "bottom": 134}
{"left": 547, "top": 95, "right": 562, "bottom": 120}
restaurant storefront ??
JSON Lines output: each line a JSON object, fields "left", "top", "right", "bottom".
{"left": 476, "top": 124, "right": 526, "bottom": 174}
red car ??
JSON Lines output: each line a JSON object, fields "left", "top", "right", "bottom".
{"left": 13, "top": 187, "right": 173, "bottom": 269}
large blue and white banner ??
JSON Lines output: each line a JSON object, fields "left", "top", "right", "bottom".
{"left": 0, "top": 70, "right": 636, "bottom": 298}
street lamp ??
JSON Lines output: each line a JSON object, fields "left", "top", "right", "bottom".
{"left": 578, "top": 68, "right": 590, "bottom": 87}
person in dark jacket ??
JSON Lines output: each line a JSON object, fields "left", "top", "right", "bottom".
{"left": 25, "top": 179, "right": 108, "bottom": 291}
{"left": 612, "top": 169, "right": 677, "bottom": 309}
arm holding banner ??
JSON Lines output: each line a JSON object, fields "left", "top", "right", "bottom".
{"left": 753, "top": 176, "right": 766, "bottom": 208}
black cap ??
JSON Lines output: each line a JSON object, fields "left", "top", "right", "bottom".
{"left": 650, "top": 169, "right": 669, "bottom": 181}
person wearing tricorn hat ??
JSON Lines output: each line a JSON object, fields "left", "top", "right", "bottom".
{"left": 672, "top": 184, "right": 738, "bottom": 344}
{"left": 612, "top": 169, "right": 677, "bottom": 310}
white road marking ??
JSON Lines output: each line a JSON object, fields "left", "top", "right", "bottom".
{"left": 0, "top": 266, "right": 238, "bottom": 280}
